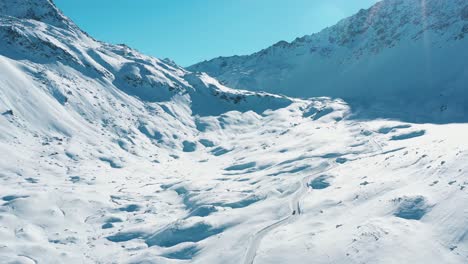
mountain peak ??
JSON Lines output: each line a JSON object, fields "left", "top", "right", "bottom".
{"left": 0, "top": 0, "right": 70, "bottom": 28}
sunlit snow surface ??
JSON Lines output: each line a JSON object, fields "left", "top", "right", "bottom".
{"left": 1, "top": 1, "right": 468, "bottom": 264}
{"left": 2, "top": 66, "right": 467, "bottom": 263}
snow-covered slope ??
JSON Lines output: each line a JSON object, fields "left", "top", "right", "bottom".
{"left": 0, "top": 0, "right": 292, "bottom": 138}
{"left": 190, "top": 0, "right": 468, "bottom": 122}
{"left": 1, "top": 1, "right": 468, "bottom": 264}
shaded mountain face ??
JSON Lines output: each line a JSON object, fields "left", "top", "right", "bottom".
{"left": 190, "top": 0, "right": 468, "bottom": 122}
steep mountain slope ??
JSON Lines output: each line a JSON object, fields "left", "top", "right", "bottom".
{"left": 1, "top": 1, "right": 468, "bottom": 264}
{"left": 190, "top": 0, "right": 468, "bottom": 122}
{"left": 0, "top": 0, "right": 292, "bottom": 141}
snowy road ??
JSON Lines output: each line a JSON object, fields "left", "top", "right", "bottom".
{"left": 243, "top": 162, "right": 338, "bottom": 264}
{"left": 243, "top": 128, "right": 384, "bottom": 264}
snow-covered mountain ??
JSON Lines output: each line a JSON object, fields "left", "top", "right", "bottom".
{"left": 0, "top": 0, "right": 293, "bottom": 140}
{"left": 1, "top": 1, "right": 468, "bottom": 264}
{"left": 190, "top": 0, "right": 468, "bottom": 122}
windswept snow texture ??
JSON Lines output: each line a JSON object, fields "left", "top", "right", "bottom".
{"left": 190, "top": 0, "right": 468, "bottom": 123}
{"left": 1, "top": 1, "right": 468, "bottom": 264}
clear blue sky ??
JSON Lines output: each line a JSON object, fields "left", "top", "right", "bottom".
{"left": 54, "top": 0, "right": 379, "bottom": 66}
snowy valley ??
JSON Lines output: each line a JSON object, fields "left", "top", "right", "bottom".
{"left": 0, "top": 0, "right": 467, "bottom": 264}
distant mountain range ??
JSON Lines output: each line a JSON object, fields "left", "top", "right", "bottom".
{"left": 190, "top": 0, "right": 468, "bottom": 122}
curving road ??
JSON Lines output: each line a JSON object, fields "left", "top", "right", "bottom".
{"left": 243, "top": 162, "right": 337, "bottom": 264}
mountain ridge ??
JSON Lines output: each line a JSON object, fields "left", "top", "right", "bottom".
{"left": 0, "top": 0, "right": 73, "bottom": 28}
{"left": 189, "top": 0, "right": 468, "bottom": 122}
